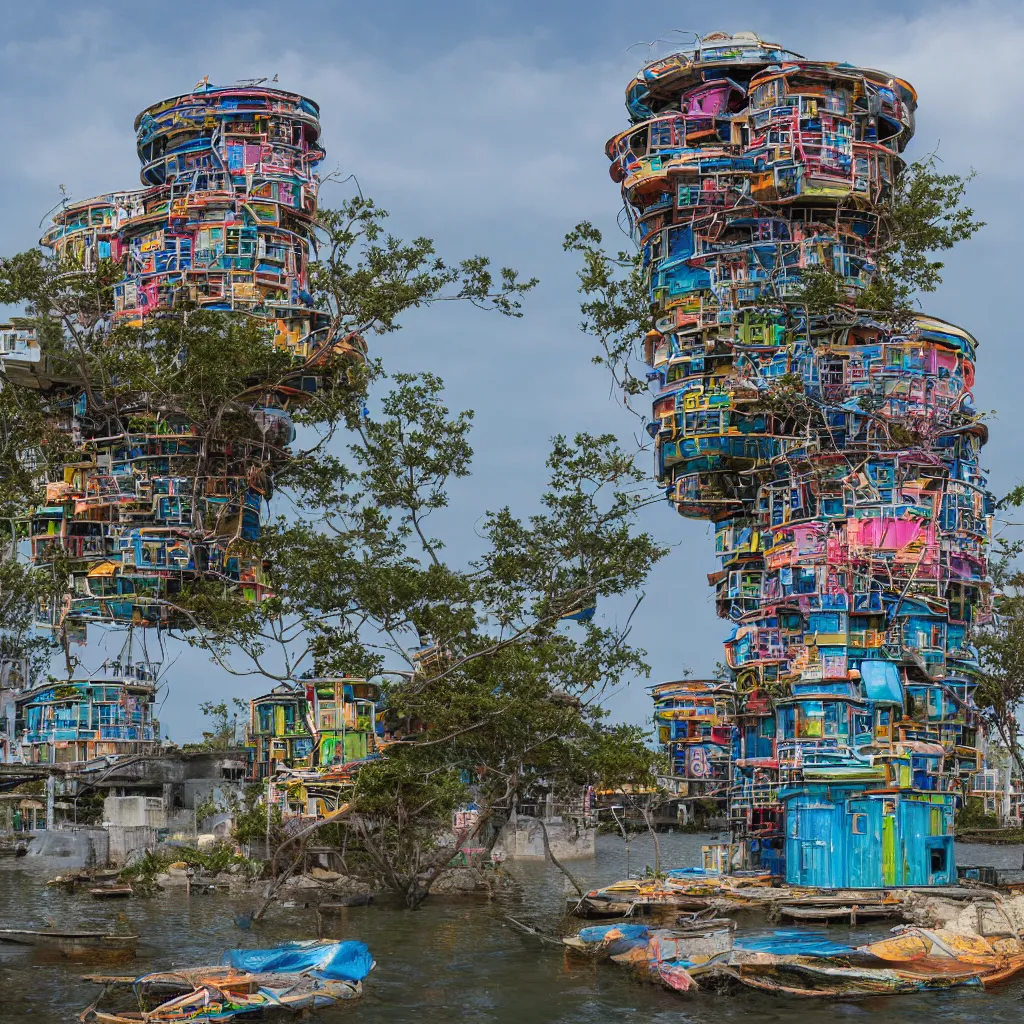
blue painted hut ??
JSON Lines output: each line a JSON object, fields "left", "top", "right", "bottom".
{"left": 780, "top": 783, "right": 955, "bottom": 887}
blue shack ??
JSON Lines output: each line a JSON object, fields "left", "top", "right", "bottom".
{"left": 781, "top": 783, "right": 955, "bottom": 887}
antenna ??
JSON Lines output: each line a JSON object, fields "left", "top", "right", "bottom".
{"left": 626, "top": 30, "right": 701, "bottom": 63}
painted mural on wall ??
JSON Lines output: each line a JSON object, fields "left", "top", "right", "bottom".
{"left": 1, "top": 83, "right": 363, "bottom": 637}
{"left": 613, "top": 32, "right": 994, "bottom": 886}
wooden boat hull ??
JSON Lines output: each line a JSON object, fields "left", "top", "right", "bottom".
{"left": 0, "top": 929, "right": 138, "bottom": 956}
{"left": 89, "top": 886, "right": 133, "bottom": 899}
{"left": 571, "top": 896, "right": 636, "bottom": 919}
{"left": 80, "top": 975, "right": 363, "bottom": 1021}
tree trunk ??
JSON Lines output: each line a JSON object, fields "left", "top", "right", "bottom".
{"left": 252, "top": 844, "right": 305, "bottom": 923}
{"left": 994, "top": 715, "right": 1024, "bottom": 796}
{"left": 528, "top": 816, "right": 584, "bottom": 896}
{"left": 640, "top": 805, "right": 661, "bottom": 875}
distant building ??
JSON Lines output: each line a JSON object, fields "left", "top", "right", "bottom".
{"left": 651, "top": 679, "right": 734, "bottom": 810}
{"left": 13, "top": 662, "right": 159, "bottom": 764}
{"left": 5, "top": 83, "right": 366, "bottom": 639}
{"left": 246, "top": 678, "right": 380, "bottom": 817}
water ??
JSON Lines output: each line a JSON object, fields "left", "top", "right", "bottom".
{"left": 1, "top": 834, "right": 1022, "bottom": 1021}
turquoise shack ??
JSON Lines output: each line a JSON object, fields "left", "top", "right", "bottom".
{"left": 780, "top": 783, "right": 955, "bottom": 887}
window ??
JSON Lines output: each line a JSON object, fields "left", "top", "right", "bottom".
{"left": 824, "top": 702, "right": 840, "bottom": 738}
{"left": 930, "top": 846, "right": 947, "bottom": 873}
{"left": 797, "top": 702, "right": 824, "bottom": 738}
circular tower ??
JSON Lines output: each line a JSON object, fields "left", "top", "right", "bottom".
{"left": 606, "top": 32, "right": 993, "bottom": 859}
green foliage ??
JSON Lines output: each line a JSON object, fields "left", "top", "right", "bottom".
{"left": 0, "top": 380, "right": 65, "bottom": 670}
{"left": 232, "top": 784, "right": 285, "bottom": 847}
{"left": 793, "top": 156, "right": 983, "bottom": 315}
{"left": 193, "top": 793, "right": 218, "bottom": 825}
{"left": 974, "top": 490, "right": 1024, "bottom": 782}
{"left": 282, "top": 413, "right": 665, "bottom": 906}
{"left": 218, "top": 372, "right": 666, "bottom": 906}
{"left": 869, "top": 155, "right": 984, "bottom": 307}
{"left": 563, "top": 222, "right": 649, "bottom": 402}
{"left": 196, "top": 698, "right": 248, "bottom": 750}
{"left": 955, "top": 796, "right": 1000, "bottom": 832}
{"left": 121, "top": 842, "right": 262, "bottom": 896}
{"left": 73, "top": 790, "right": 107, "bottom": 825}
{"left": 311, "top": 197, "right": 537, "bottom": 335}
{"left": 751, "top": 373, "right": 805, "bottom": 416}
{"left": 791, "top": 264, "right": 845, "bottom": 314}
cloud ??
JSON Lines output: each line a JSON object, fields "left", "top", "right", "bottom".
{"left": 3, "top": 0, "right": 1021, "bottom": 736}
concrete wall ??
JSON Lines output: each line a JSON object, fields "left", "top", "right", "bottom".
{"left": 182, "top": 779, "right": 244, "bottom": 810}
{"left": 27, "top": 826, "right": 109, "bottom": 867}
{"left": 104, "top": 795, "right": 166, "bottom": 828}
{"left": 108, "top": 825, "right": 157, "bottom": 865}
{"left": 493, "top": 814, "right": 595, "bottom": 861}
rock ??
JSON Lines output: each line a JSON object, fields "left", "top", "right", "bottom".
{"left": 430, "top": 867, "right": 489, "bottom": 895}
{"left": 309, "top": 867, "right": 342, "bottom": 882}
{"left": 160, "top": 866, "right": 192, "bottom": 886}
{"left": 901, "top": 891, "right": 1024, "bottom": 937}
{"left": 323, "top": 875, "right": 375, "bottom": 896}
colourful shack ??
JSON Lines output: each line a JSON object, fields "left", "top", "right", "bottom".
{"left": 12, "top": 661, "right": 159, "bottom": 764}
{"left": 247, "top": 677, "right": 380, "bottom": 817}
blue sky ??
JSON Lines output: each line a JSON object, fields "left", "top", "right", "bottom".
{"left": 4, "top": 0, "right": 1021, "bottom": 739}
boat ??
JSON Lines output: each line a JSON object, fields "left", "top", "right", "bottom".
{"left": 568, "top": 921, "right": 1024, "bottom": 999}
{"left": 569, "top": 894, "right": 639, "bottom": 919}
{"left": 0, "top": 928, "right": 138, "bottom": 956}
{"left": 49, "top": 869, "right": 122, "bottom": 889}
{"left": 79, "top": 940, "right": 375, "bottom": 1022}
{"left": 89, "top": 884, "right": 133, "bottom": 900}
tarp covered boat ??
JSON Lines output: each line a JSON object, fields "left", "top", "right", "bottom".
{"left": 79, "top": 939, "right": 375, "bottom": 1022}
{"left": 565, "top": 923, "right": 1024, "bottom": 999}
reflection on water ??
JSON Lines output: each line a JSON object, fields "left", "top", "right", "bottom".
{"left": 1, "top": 834, "right": 1023, "bottom": 1022}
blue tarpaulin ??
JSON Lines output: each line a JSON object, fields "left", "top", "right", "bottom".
{"left": 577, "top": 924, "right": 650, "bottom": 943}
{"left": 860, "top": 660, "right": 903, "bottom": 704}
{"left": 735, "top": 930, "right": 853, "bottom": 957}
{"left": 575, "top": 924, "right": 652, "bottom": 955}
{"left": 223, "top": 940, "right": 374, "bottom": 982}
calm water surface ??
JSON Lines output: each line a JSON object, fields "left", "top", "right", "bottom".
{"left": 1, "top": 833, "right": 1022, "bottom": 1022}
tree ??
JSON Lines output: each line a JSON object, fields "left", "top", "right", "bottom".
{"left": 196, "top": 698, "right": 248, "bottom": 750}
{"left": 1, "top": 190, "right": 665, "bottom": 911}
{"left": 974, "top": 485, "right": 1024, "bottom": 784}
{"left": 247, "top": 407, "right": 667, "bottom": 908}
{"left": 0, "top": 195, "right": 536, "bottom": 661}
